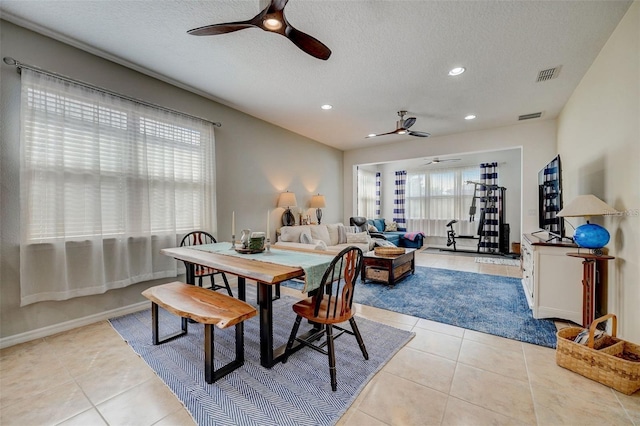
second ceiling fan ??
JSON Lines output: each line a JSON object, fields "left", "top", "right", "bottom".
{"left": 424, "top": 158, "right": 461, "bottom": 166}
{"left": 366, "top": 111, "right": 431, "bottom": 139}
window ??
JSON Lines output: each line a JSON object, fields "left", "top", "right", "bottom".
{"left": 406, "top": 166, "right": 479, "bottom": 237}
{"left": 20, "top": 69, "right": 216, "bottom": 305}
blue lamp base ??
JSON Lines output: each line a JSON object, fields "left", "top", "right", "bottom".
{"left": 573, "top": 222, "right": 610, "bottom": 249}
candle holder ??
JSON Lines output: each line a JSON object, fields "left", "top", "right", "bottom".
{"left": 230, "top": 234, "right": 235, "bottom": 250}
{"left": 265, "top": 237, "right": 272, "bottom": 254}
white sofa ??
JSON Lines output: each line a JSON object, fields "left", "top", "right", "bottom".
{"left": 274, "top": 223, "right": 373, "bottom": 254}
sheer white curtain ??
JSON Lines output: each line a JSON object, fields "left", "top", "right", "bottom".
{"left": 406, "top": 166, "right": 479, "bottom": 237}
{"left": 19, "top": 69, "right": 216, "bottom": 305}
{"left": 357, "top": 168, "right": 377, "bottom": 218}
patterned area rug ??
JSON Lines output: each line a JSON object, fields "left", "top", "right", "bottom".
{"left": 283, "top": 266, "right": 557, "bottom": 348}
{"left": 110, "top": 289, "right": 414, "bottom": 426}
{"left": 475, "top": 257, "right": 521, "bottom": 266}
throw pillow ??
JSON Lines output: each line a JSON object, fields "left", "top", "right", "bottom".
{"left": 337, "top": 225, "right": 358, "bottom": 244}
{"left": 300, "top": 232, "right": 313, "bottom": 244}
{"left": 325, "top": 223, "right": 342, "bottom": 246}
{"left": 367, "top": 224, "right": 378, "bottom": 233}
{"left": 385, "top": 220, "right": 398, "bottom": 232}
{"left": 337, "top": 226, "right": 347, "bottom": 244}
{"left": 310, "top": 225, "right": 332, "bottom": 245}
{"left": 372, "top": 218, "right": 385, "bottom": 232}
{"left": 313, "top": 240, "right": 328, "bottom": 251}
{"left": 346, "top": 232, "right": 371, "bottom": 245}
{"left": 279, "top": 225, "right": 310, "bottom": 242}
{"left": 374, "top": 239, "right": 396, "bottom": 247}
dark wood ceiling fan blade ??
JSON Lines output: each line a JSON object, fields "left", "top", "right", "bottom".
{"left": 187, "top": 22, "right": 256, "bottom": 36}
{"left": 285, "top": 26, "right": 331, "bottom": 60}
{"left": 270, "top": 0, "right": 289, "bottom": 13}
{"left": 408, "top": 130, "right": 431, "bottom": 137}
{"left": 366, "top": 129, "right": 399, "bottom": 138}
{"left": 402, "top": 117, "right": 416, "bottom": 129}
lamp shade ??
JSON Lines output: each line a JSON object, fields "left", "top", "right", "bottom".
{"left": 309, "top": 194, "right": 326, "bottom": 209}
{"left": 277, "top": 191, "right": 297, "bottom": 208}
{"left": 558, "top": 194, "right": 616, "bottom": 250}
{"left": 557, "top": 194, "right": 616, "bottom": 218}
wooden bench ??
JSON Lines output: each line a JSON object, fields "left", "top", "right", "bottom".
{"left": 141, "top": 281, "right": 257, "bottom": 383}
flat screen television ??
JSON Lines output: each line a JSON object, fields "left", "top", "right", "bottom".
{"left": 538, "top": 155, "right": 565, "bottom": 239}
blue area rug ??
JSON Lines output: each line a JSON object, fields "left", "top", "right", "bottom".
{"left": 110, "top": 289, "right": 414, "bottom": 426}
{"left": 283, "top": 267, "right": 558, "bottom": 348}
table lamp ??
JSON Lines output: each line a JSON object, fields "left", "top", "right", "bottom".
{"left": 309, "top": 194, "right": 326, "bottom": 224}
{"left": 278, "top": 191, "right": 297, "bottom": 226}
{"left": 557, "top": 194, "right": 617, "bottom": 253}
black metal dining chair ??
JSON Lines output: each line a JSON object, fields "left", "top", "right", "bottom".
{"left": 282, "top": 246, "right": 369, "bottom": 391}
{"left": 180, "top": 231, "right": 233, "bottom": 297}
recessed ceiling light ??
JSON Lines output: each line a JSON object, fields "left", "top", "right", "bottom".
{"left": 465, "top": 114, "right": 477, "bottom": 120}
{"left": 320, "top": 104, "right": 333, "bottom": 110}
{"left": 448, "top": 67, "right": 465, "bottom": 76}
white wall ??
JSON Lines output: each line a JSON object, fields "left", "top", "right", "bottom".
{"left": 0, "top": 21, "right": 343, "bottom": 343}
{"left": 344, "top": 120, "right": 558, "bottom": 241}
{"left": 557, "top": 1, "right": 639, "bottom": 341}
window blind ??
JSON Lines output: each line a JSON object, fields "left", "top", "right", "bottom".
{"left": 20, "top": 69, "right": 216, "bottom": 305}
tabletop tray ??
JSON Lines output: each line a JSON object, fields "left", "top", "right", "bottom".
{"left": 235, "top": 247, "right": 265, "bottom": 254}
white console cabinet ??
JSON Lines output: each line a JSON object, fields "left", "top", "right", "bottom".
{"left": 521, "top": 234, "right": 583, "bottom": 324}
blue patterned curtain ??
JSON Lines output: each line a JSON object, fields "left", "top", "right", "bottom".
{"left": 478, "top": 162, "right": 499, "bottom": 252}
{"left": 393, "top": 171, "right": 407, "bottom": 231}
{"left": 375, "top": 172, "right": 381, "bottom": 217}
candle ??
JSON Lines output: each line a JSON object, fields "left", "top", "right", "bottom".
{"left": 232, "top": 211, "right": 235, "bottom": 238}
{"left": 266, "top": 209, "right": 270, "bottom": 239}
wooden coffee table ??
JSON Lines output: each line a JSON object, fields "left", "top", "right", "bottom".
{"left": 361, "top": 248, "right": 416, "bottom": 287}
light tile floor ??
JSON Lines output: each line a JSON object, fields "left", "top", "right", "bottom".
{"left": 1, "top": 251, "right": 638, "bottom": 425}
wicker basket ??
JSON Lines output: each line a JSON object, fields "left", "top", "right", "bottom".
{"left": 374, "top": 247, "right": 405, "bottom": 257}
{"left": 556, "top": 314, "right": 640, "bottom": 395}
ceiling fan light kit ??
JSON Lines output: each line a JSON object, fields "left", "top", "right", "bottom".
{"left": 187, "top": 0, "right": 331, "bottom": 60}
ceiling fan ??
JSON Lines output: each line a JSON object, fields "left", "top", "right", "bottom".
{"left": 366, "top": 111, "right": 431, "bottom": 138}
{"left": 187, "top": 0, "right": 331, "bottom": 60}
{"left": 424, "top": 158, "right": 461, "bottom": 166}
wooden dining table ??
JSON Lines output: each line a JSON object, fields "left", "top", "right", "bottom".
{"left": 160, "top": 244, "right": 330, "bottom": 368}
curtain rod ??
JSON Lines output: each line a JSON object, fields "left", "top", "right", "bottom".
{"left": 2, "top": 57, "right": 221, "bottom": 128}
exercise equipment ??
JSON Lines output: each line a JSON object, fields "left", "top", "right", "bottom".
{"left": 441, "top": 182, "right": 511, "bottom": 256}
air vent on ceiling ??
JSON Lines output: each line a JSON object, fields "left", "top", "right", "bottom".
{"left": 519, "top": 112, "right": 543, "bottom": 121}
{"left": 536, "top": 66, "right": 561, "bottom": 82}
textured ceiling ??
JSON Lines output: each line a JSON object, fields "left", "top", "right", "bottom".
{"left": 0, "top": 0, "right": 632, "bottom": 151}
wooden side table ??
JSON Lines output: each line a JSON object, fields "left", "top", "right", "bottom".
{"left": 567, "top": 253, "right": 615, "bottom": 327}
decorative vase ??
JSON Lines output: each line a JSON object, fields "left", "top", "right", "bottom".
{"left": 573, "top": 223, "right": 610, "bottom": 249}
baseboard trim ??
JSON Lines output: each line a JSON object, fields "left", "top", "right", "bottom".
{"left": 0, "top": 301, "right": 150, "bottom": 349}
